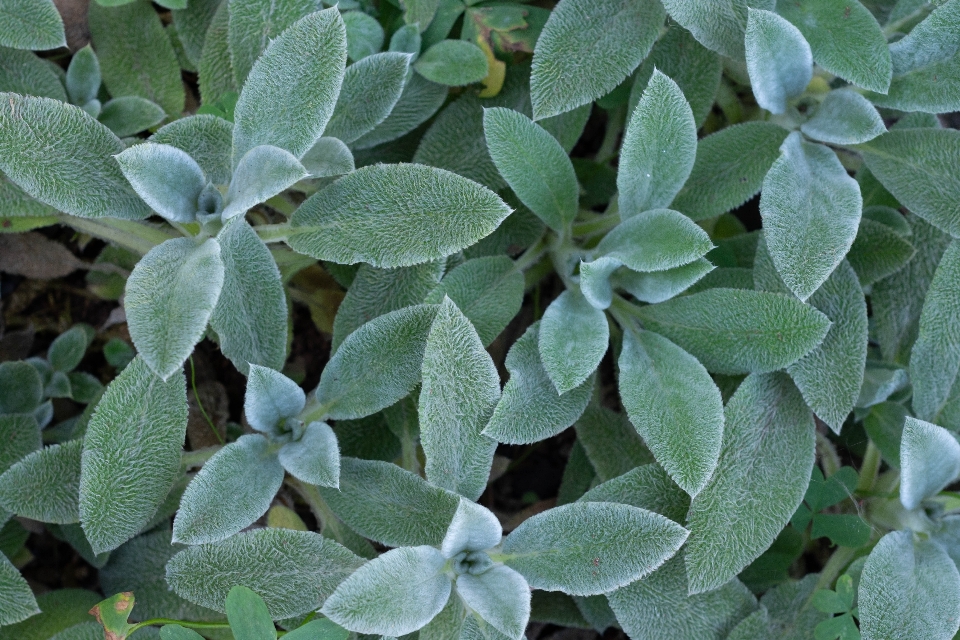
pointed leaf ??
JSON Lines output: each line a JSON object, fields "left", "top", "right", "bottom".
{"left": 618, "top": 330, "right": 723, "bottom": 497}
{"left": 745, "top": 9, "right": 812, "bottom": 114}
{"left": 226, "top": 586, "right": 276, "bottom": 640}
{"left": 66, "top": 46, "right": 101, "bottom": 106}
{"left": 244, "top": 364, "right": 305, "bottom": 433}
{"left": 151, "top": 114, "right": 234, "bottom": 186}
{"left": 614, "top": 259, "right": 714, "bottom": 304}
{"left": 278, "top": 421, "right": 340, "bottom": 488}
{"left": 98, "top": 96, "right": 166, "bottom": 138}
{"left": 289, "top": 164, "right": 511, "bottom": 268}
{"left": 0, "top": 0, "right": 64, "bottom": 50}
{"left": 227, "top": 0, "right": 316, "bottom": 87}
{"left": 502, "top": 501, "right": 688, "bottom": 596}
{"left": 539, "top": 289, "right": 609, "bottom": 394}
{"left": 760, "top": 132, "right": 862, "bottom": 301}
{"left": 322, "top": 546, "right": 451, "bottom": 636}
{"left": 801, "top": 89, "right": 885, "bottom": 145}
{"left": 530, "top": 0, "right": 664, "bottom": 119}
{"left": 658, "top": 0, "right": 770, "bottom": 59}
{"left": 684, "top": 373, "right": 815, "bottom": 594}
{"left": 300, "top": 137, "right": 354, "bottom": 178}
{"left": 125, "top": 238, "right": 225, "bottom": 380}
{"left": 0, "top": 438, "right": 82, "bottom": 523}
{"left": 232, "top": 8, "right": 347, "bottom": 165}
{"left": 324, "top": 52, "right": 410, "bottom": 144}
{"left": 483, "top": 107, "right": 578, "bottom": 233}
{"left": 115, "top": 143, "right": 207, "bottom": 223}
{"left": 595, "top": 209, "right": 713, "bottom": 271}
{"left": 441, "top": 498, "right": 501, "bottom": 558}
{"left": 166, "top": 528, "right": 364, "bottom": 618}
{"left": 0, "top": 94, "right": 151, "bottom": 219}
{"left": 900, "top": 417, "right": 960, "bottom": 510}
{"left": 618, "top": 72, "right": 696, "bottom": 218}
{"left": 456, "top": 566, "right": 530, "bottom": 640}
{"left": 80, "top": 356, "right": 188, "bottom": 553}
{"left": 222, "top": 145, "right": 307, "bottom": 220}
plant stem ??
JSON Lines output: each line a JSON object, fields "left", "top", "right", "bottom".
{"left": 127, "top": 619, "right": 232, "bottom": 634}
{"left": 513, "top": 236, "right": 549, "bottom": 272}
{"left": 189, "top": 357, "right": 224, "bottom": 445}
{"left": 181, "top": 446, "right": 221, "bottom": 469}
{"left": 257, "top": 223, "right": 291, "bottom": 243}
{"left": 61, "top": 215, "right": 176, "bottom": 256}
{"left": 814, "top": 546, "right": 857, "bottom": 592}
{"left": 857, "top": 441, "right": 882, "bottom": 495}
{"left": 596, "top": 104, "right": 626, "bottom": 164}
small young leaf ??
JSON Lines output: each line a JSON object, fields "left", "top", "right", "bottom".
{"left": 115, "top": 143, "right": 208, "bottom": 223}
{"left": 278, "top": 421, "right": 340, "bottom": 488}
{"left": 319, "top": 457, "right": 460, "bottom": 547}
{"left": 594, "top": 209, "right": 713, "bottom": 272}
{"left": 124, "top": 238, "right": 225, "bottom": 381}
{"left": 456, "top": 566, "right": 530, "bottom": 640}
{"left": 324, "top": 52, "right": 410, "bottom": 144}
{"left": 846, "top": 218, "right": 916, "bottom": 287}
{"left": 801, "top": 89, "right": 885, "bottom": 145}
{"left": 745, "top": 9, "right": 812, "bottom": 114}
{"left": 899, "top": 417, "right": 960, "bottom": 510}
{"left": 0, "top": 361, "right": 43, "bottom": 413}
{"left": 760, "top": 132, "right": 862, "bottom": 301}
{"left": 98, "top": 96, "right": 166, "bottom": 138}
{"left": 0, "top": 94, "right": 151, "bottom": 220}
{"left": 441, "top": 498, "right": 502, "bottom": 558}
{"left": 684, "top": 373, "right": 815, "bottom": 594}
{"left": 501, "top": 501, "right": 688, "bottom": 596}
{"left": 80, "top": 356, "right": 188, "bottom": 553}
{"left": 618, "top": 329, "right": 723, "bottom": 497}
{"left": 420, "top": 298, "right": 499, "bottom": 500}
{"left": 539, "top": 289, "right": 609, "bottom": 394}
{"left": 859, "top": 531, "right": 960, "bottom": 640}
{"left": 0, "top": 0, "right": 64, "bottom": 50}
{"left": 66, "top": 46, "right": 101, "bottom": 106}
{"left": 226, "top": 586, "right": 276, "bottom": 640}
{"left": 530, "top": 0, "right": 664, "bottom": 119}
{"left": 776, "top": 0, "right": 891, "bottom": 93}
{"left": 232, "top": 8, "right": 346, "bottom": 165}
{"left": 618, "top": 72, "right": 696, "bottom": 218}
{"left": 316, "top": 304, "right": 438, "bottom": 420}
{"left": 635, "top": 288, "right": 831, "bottom": 374}
{"left": 483, "top": 107, "right": 578, "bottom": 233}
{"left": 300, "top": 137, "right": 355, "bottom": 178}
{"left": 166, "top": 528, "right": 364, "bottom": 618}
{"left": 222, "top": 145, "right": 307, "bottom": 220}
{"left": 321, "top": 546, "right": 451, "bottom": 636}
{"left": 209, "top": 218, "right": 288, "bottom": 375}
{"left": 614, "top": 259, "right": 714, "bottom": 304}
{"left": 671, "top": 121, "right": 788, "bottom": 222}
{"left": 578, "top": 256, "right": 621, "bottom": 310}
{"left": 150, "top": 114, "right": 234, "bottom": 186}
{"left": 483, "top": 322, "right": 593, "bottom": 444}
{"left": 0, "top": 438, "right": 82, "bottom": 524}
{"left": 244, "top": 364, "right": 305, "bottom": 433}
{"left": 289, "top": 164, "right": 511, "bottom": 267}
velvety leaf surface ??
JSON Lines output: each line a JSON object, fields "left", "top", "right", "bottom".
{"left": 574, "top": 404, "right": 654, "bottom": 483}
{"left": 0, "top": 438, "right": 82, "bottom": 524}
{"left": 456, "top": 566, "right": 530, "bottom": 640}
{"left": 744, "top": 9, "right": 811, "bottom": 114}
{"left": 244, "top": 364, "right": 305, "bottom": 434}
{"left": 115, "top": 143, "right": 207, "bottom": 223}
{"left": 414, "top": 40, "right": 487, "bottom": 86}
{"left": 352, "top": 74, "right": 448, "bottom": 150}
{"left": 0, "top": 45, "right": 67, "bottom": 100}
{"left": 659, "top": 0, "right": 773, "bottom": 59}
{"left": 594, "top": 209, "right": 713, "bottom": 272}
{"left": 0, "top": 415, "right": 41, "bottom": 474}
{"left": 97, "top": 96, "right": 166, "bottom": 139}
{"left": 0, "top": 0, "right": 64, "bottom": 50}
{"left": 325, "top": 52, "right": 409, "bottom": 144}
{"left": 539, "top": 289, "right": 608, "bottom": 394}
{"left": 221, "top": 145, "right": 307, "bottom": 220}
{"left": 440, "top": 498, "right": 501, "bottom": 557}
{"left": 846, "top": 218, "right": 916, "bottom": 287}
{"left": 278, "top": 421, "right": 340, "bottom": 488}
{"left": 227, "top": 0, "right": 316, "bottom": 87}
{"left": 150, "top": 114, "right": 234, "bottom": 186}
{"left": 800, "top": 89, "right": 885, "bottom": 145}
{"left": 0, "top": 553, "right": 38, "bottom": 625}
{"left": 899, "top": 417, "right": 960, "bottom": 510}
{"left": 0, "top": 362, "right": 43, "bottom": 414}
{"left": 300, "top": 136, "right": 354, "bottom": 178}
{"left": 579, "top": 464, "right": 689, "bottom": 524}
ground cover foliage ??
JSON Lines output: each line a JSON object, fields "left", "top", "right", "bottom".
{"left": 0, "top": 0, "right": 959, "bottom": 638}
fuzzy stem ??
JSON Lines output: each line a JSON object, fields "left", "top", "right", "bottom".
{"left": 60, "top": 215, "right": 176, "bottom": 256}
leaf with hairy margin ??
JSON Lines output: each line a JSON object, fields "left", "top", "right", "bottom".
{"left": 319, "top": 457, "right": 460, "bottom": 547}
{"left": 0, "top": 439, "right": 81, "bottom": 524}
{"left": 530, "top": 0, "right": 664, "bottom": 119}
{"left": 210, "top": 219, "right": 288, "bottom": 375}
{"left": 483, "top": 323, "right": 593, "bottom": 444}
{"left": 441, "top": 498, "right": 501, "bottom": 557}
{"left": 760, "top": 132, "right": 862, "bottom": 301}
{"left": 684, "top": 373, "right": 815, "bottom": 594}
{"left": 0, "top": 0, "right": 64, "bottom": 50}
{"left": 289, "top": 164, "right": 511, "bottom": 267}
{"left": 618, "top": 329, "right": 723, "bottom": 497}
{"left": 115, "top": 143, "right": 207, "bottom": 223}
{"left": 539, "top": 289, "right": 608, "bottom": 394}
{"left": 244, "top": 364, "right": 305, "bottom": 434}
{"left": 594, "top": 209, "right": 714, "bottom": 272}
{"left": 614, "top": 259, "right": 714, "bottom": 304}
{"left": 166, "top": 528, "right": 364, "bottom": 618}
{"left": 671, "top": 122, "right": 788, "bottom": 222}
{"left": 352, "top": 74, "right": 448, "bottom": 150}
{"left": 420, "top": 297, "right": 499, "bottom": 500}
{"left": 618, "top": 72, "right": 696, "bottom": 218}
{"left": 124, "top": 238, "right": 225, "bottom": 381}
{"left": 899, "top": 417, "right": 960, "bottom": 510}
{"left": 80, "top": 356, "right": 188, "bottom": 554}
{"left": 98, "top": 97, "right": 166, "bottom": 138}
{"left": 635, "top": 288, "right": 831, "bottom": 374}
{"left": 301, "top": 137, "right": 355, "bottom": 178}
{"left": 608, "top": 554, "right": 756, "bottom": 640}
{"left": 150, "top": 115, "right": 234, "bottom": 186}
{"left": 745, "top": 9, "right": 811, "bottom": 114}
{"left": 659, "top": 0, "right": 773, "bottom": 59}
{"left": 502, "top": 501, "right": 688, "bottom": 596}
{"left": 227, "top": 0, "right": 316, "bottom": 87}
{"left": 197, "top": 0, "right": 236, "bottom": 106}
{"left": 847, "top": 218, "right": 916, "bottom": 287}
{"left": 0, "top": 553, "right": 38, "bottom": 625}
{"left": 0, "top": 46, "right": 67, "bottom": 100}
{"left": 232, "top": 9, "right": 346, "bottom": 166}
{"left": 859, "top": 531, "right": 960, "bottom": 640}
{"left": 579, "top": 464, "right": 689, "bottom": 523}
{"left": 316, "top": 304, "right": 438, "bottom": 420}
{"left": 0, "top": 94, "right": 150, "bottom": 219}
{"left": 221, "top": 145, "right": 307, "bottom": 220}
{"left": 173, "top": 434, "right": 284, "bottom": 545}
{"left": 325, "top": 52, "right": 410, "bottom": 144}
{"left": 801, "top": 89, "right": 885, "bottom": 145}
{"left": 574, "top": 404, "right": 654, "bottom": 483}
{"left": 278, "top": 421, "right": 340, "bottom": 488}
{"left": 456, "top": 566, "right": 530, "bottom": 640}
{"left": 322, "top": 546, "right": 451, "bottom": 636}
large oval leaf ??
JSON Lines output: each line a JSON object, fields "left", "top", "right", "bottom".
{"left": 0, "top": 0, "right": 64, "bottom": 50}
{"left": 0, "top": 439, "right": 82, "bottom": 524}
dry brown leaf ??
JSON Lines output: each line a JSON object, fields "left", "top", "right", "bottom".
{"left": 0, "top": 233, "right": 84, "bottom": 279}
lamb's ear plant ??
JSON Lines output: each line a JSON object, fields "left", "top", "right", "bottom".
{"left": 2, "top": 0, "right": 960, "bottom": 638}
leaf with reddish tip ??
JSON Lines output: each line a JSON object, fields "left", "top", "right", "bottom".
{"left": 89, "top": 592, "right": 136, "bottom": 640}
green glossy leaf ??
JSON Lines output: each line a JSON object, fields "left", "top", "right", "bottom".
{"left": 150, "top": 114, "right": 234, "bottom": 186}
{"left": 115, "top": 143, "right": 208, "bottom": 223}
{"left": 343, "top": 10, "right": 384, "bottom": 62}
{"left": 124, "top": 238, "right": 225, "bottom": 381}
{"left": 776, "top": 0, "right": 891, "bottom": 93}
{"left": 530, "top": 0, "right": 664, "bottom": 119}
{"left": 595, "top": 209, "right": 713, "bottom": 272}
{"left": 0, "top": 45, "right": 66, "bottom": 100}
{"left": 684, "top": 373, "right": 815, "bottom": 594}
{"left": 659, "top": 0, "right": 773, "bottom": 59}
{"left": 226, "top": 585, "right": 276, "bottom": 640}
{"left": 899, "top": 417, "right": 960, "bottom": 510}
{"left": 227, "top": 0, "right": 316, "bottom": 87}
{"left": 745, "top": 9, "right": 812, "bottom": 114}
{"left": 539, "top": 289, "right": 608, "bottom": 394}
{"left": 88, "top": 0, "right": 185, "bottom": 116}
{"left": 619, "top": 329, "right": 724, "bottom": 497}
{"left": 0, "top": 94, "right": 151, "bottom": 219}
{"left": 166, "top": 528, "right": 364, "bottom": 618}
{"left": 420, "top": 297, "right": 499, "bottom": 500}
{"left": 847, "top": 218, "right": 916, "bottom": 287}
{"left": 456, "top": 566, "right": 530, "bottom": 640}
{"left": 760, "top": 132, "right": 862, "bottom": 301}
{"left": 316, "top": 304, "right": 438, "bottom": 420}
{"left": 325, "top": 52, "right": 410, "bottom": 144}
{"left": 801, "top": 89, "right": 885, "bottom": 145}
{"left": 79, "top": 356, "right": 188, "bottom": 553}
{"left": 483, "top": 107, "right": 577, "bottom": 233}
{"left": 173, "top": 434, "right": 284, "bottom": 545}
{"left": 483, "top": 322, "right": 593, "bottom": 444}
{"left": 289, "top": 164, "right": 510, "bottom": 267}
{"left": 278, "top": 421, "right": 340, "bottom": 488}
{"left": 0, "top": 438, "right": 81, "bottom": 523}
{"left": 859, "top": 531, "right": 960, "bottom": 640}
{"left": 0, "top": 0, "right": 64, "bottom": 50}
{"left": 98, "top": 96, "right": 166, "bottom": 138}
{"left": 671, "top": 121, "right": 788, "bottom": 222}
{"left": 502, "top": 501, "right": 688, "bottom": 596}
{"left": 618, "top": 72, "right": 696, "bottom": 218}
{"left": 221, "top": 145, "right": 307, "bottom": 220}
{"left": 232, "top": 8, "right": 346, "bottom": 165}
{"left": 0, "top": 361, "right": 43, "bottom": 414}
